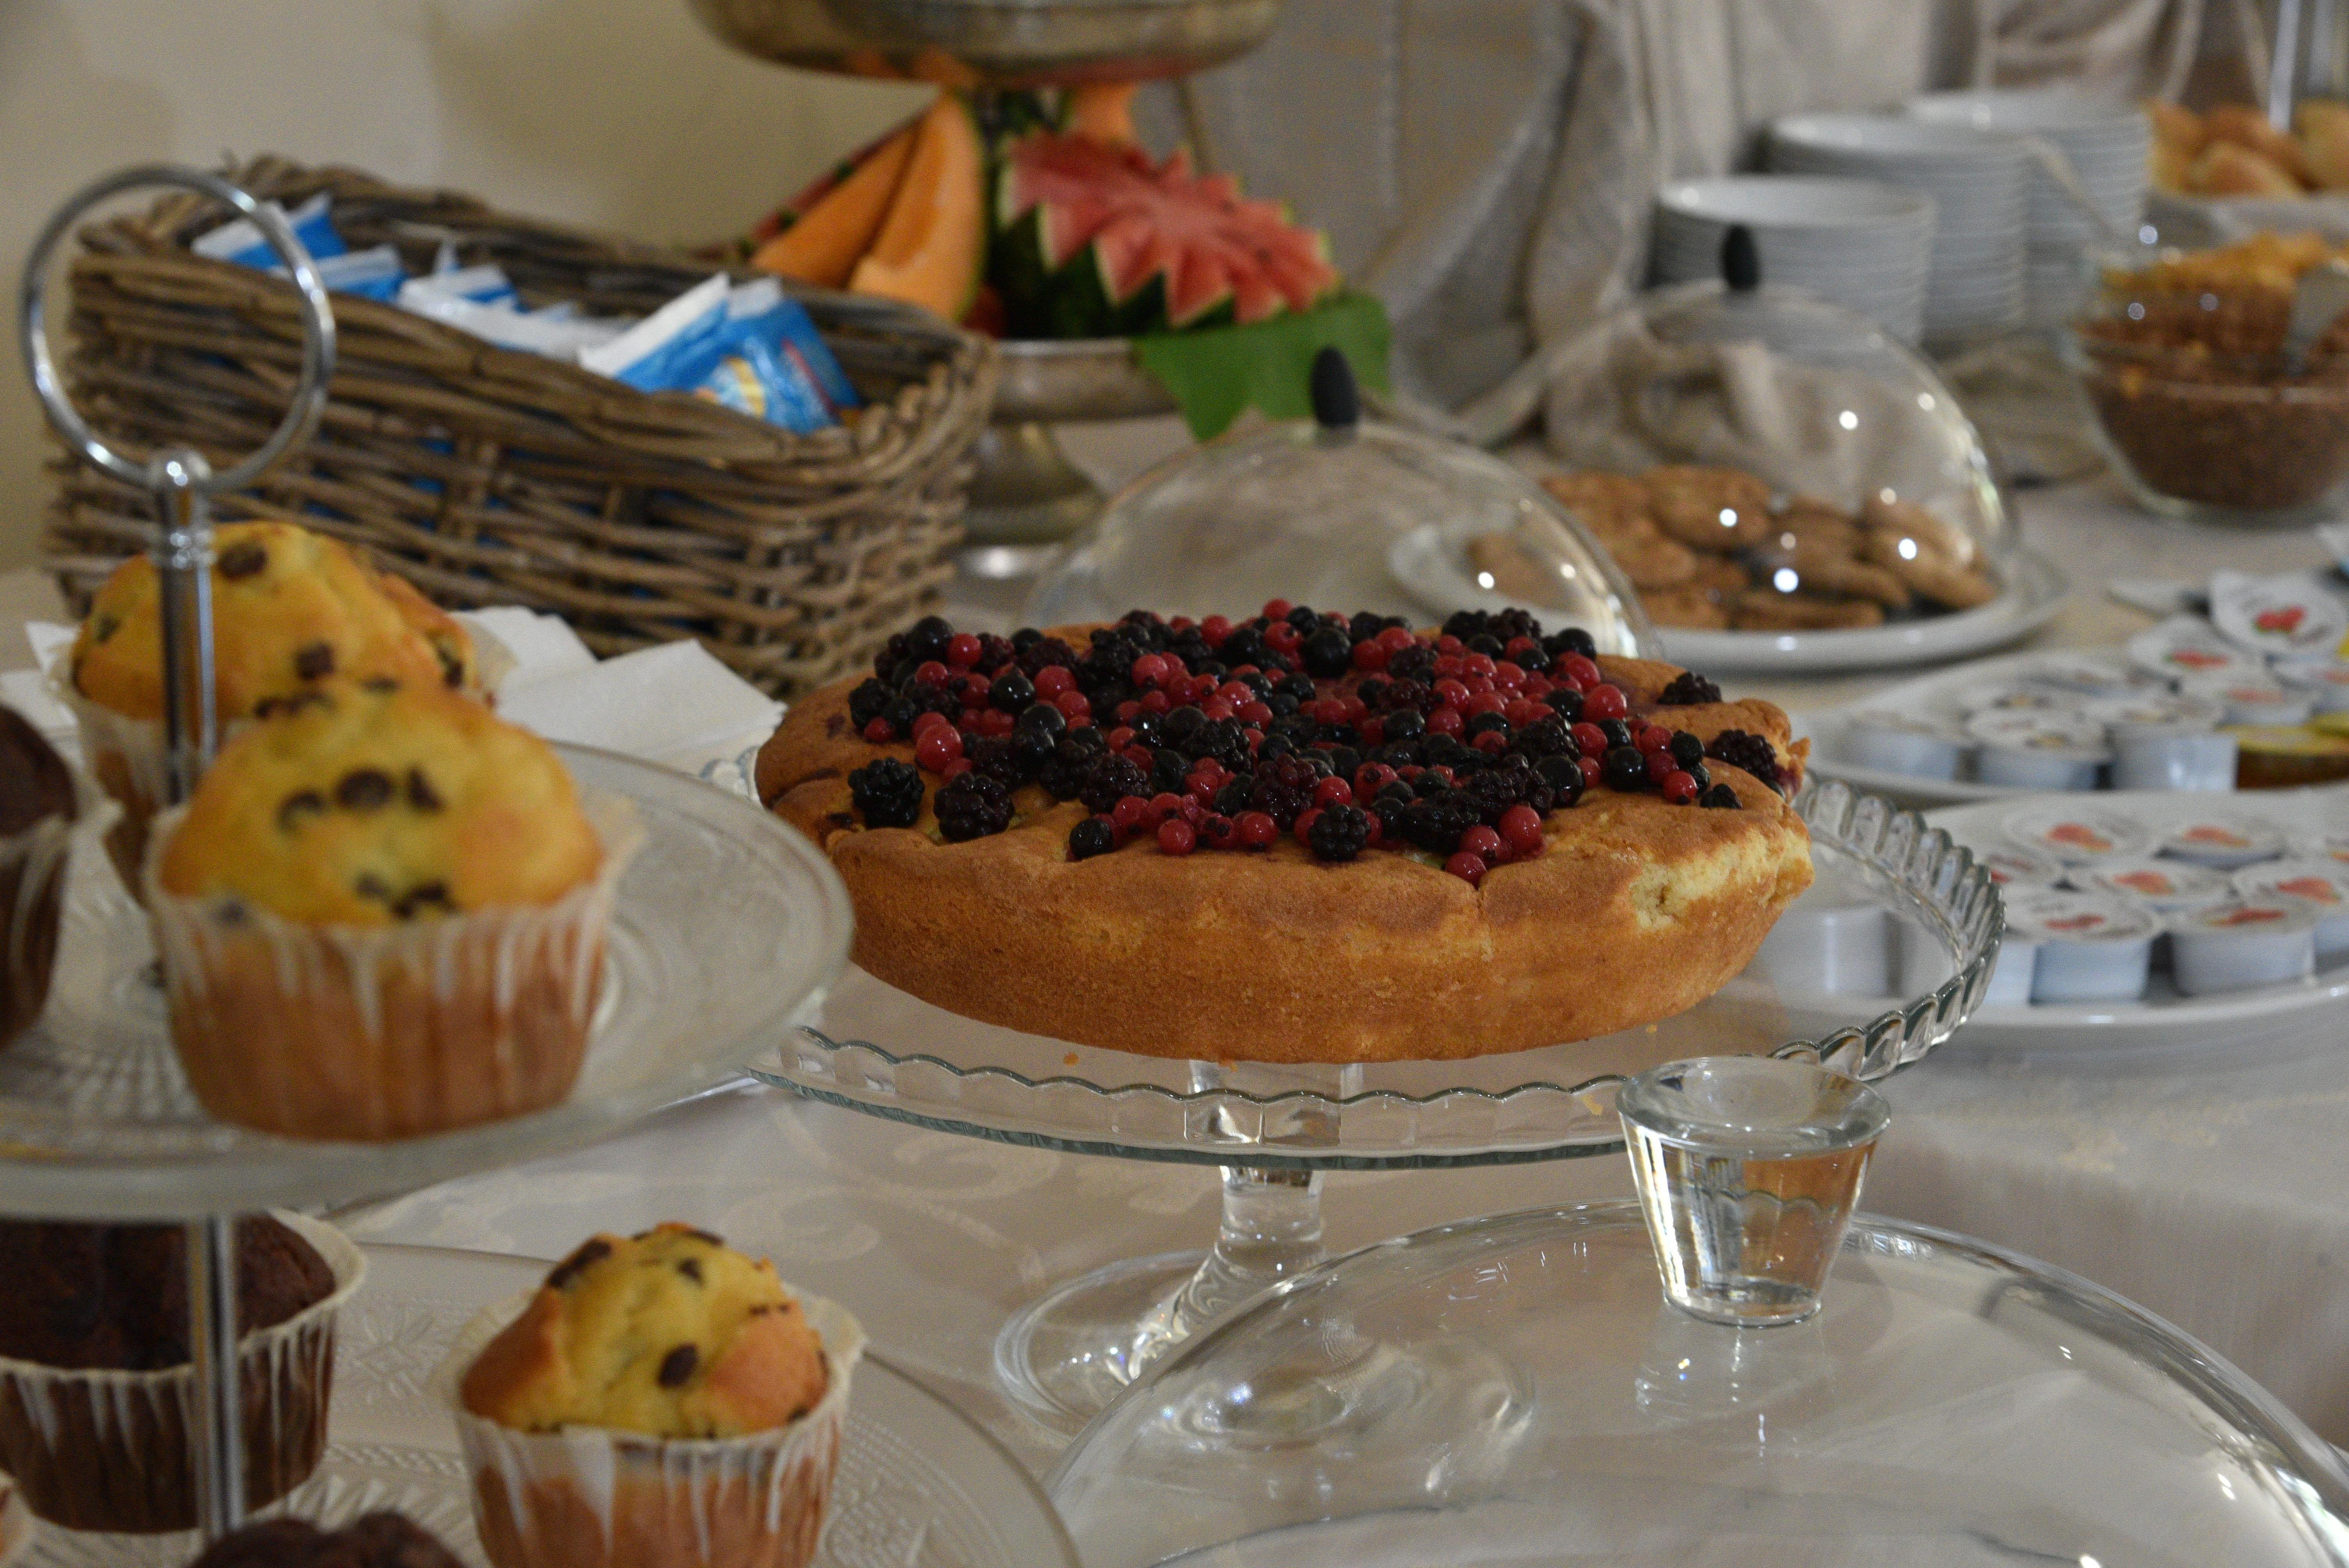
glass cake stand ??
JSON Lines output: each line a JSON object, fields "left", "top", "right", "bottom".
{"left": 0, "top": 744, "right": 852, "bottom": 1220}
{"left": 1047, "top": 1201, "right": 2349, "bottom": 1566}
{"left": 753, "top": 777, "right": 2003, "bottom": 1431}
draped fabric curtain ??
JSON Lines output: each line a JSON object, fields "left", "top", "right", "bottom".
{"left": 1137, "top": 0, "right": 2214, "bottom": 438}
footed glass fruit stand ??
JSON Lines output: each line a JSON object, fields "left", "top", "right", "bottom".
{"left": 6, "top": 167, "right": 856, "bottom": 1551}
{"left": 757, "top": 776, "right": 2003, "bottom": 1432}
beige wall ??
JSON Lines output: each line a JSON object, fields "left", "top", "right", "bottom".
{"left": 0, "top": 0, "right": 929, "bottom": 570}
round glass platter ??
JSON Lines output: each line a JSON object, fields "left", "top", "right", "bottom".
{"left": 758, "top": 779, "right": 1999, "bottom": 1167}
{"left": 1048, "top": 1201, "right": 2349, "bottom": 1568}
{"left": 23, "top": 1243, "right": 1080, "bottom": 1568}
{"left": 0, "top": 745, "right": 853, "bottom": 1220}
{"left": 750, "top": 779, "right": 2001, "bottom": 1430}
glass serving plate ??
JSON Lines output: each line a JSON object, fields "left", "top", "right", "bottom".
{"left": 752, "top": 778, "right": 2002, "bottom": 1429}
{"left": 0, "top": 745, "right": 853, "bottom": 1221}
{"left": 1049, "top": 1200, "right": 2349, "bottom": 1567}
{"left": 23, "top": 1243, "right": 1079, "bottom": 1568}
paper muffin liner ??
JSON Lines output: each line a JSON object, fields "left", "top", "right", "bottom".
{"left": 0, "top": 770, "right": 110, "bottom": 1052}
{"left": 0, "top": 1212, "right": 364, "bottom": 1533}
{"left": 144, "top": 791, "right": 641, "bottom": 1142}
{"left": 58, "top": 690, "right": 173, "bottom": 905}
{"left": 435, "top": 1285, "right": 864, "bottom": 1568}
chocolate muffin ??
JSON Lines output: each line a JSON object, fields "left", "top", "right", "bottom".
{"left": 0, "top": 704, "right": 75, "bottom": 1047}
{"left": 0, "top": 1215, "right": 333, "bottom": 1371}
{"left": 190, "top": 1512, "right": 468, "bottom": 1568}
{"left": 0, "top": 1212, "right": 359, "bottom": 1532}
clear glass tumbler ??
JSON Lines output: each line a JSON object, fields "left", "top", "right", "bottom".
{"left": 1617, "top": 1055, "right": 1890, "bottom": 1326}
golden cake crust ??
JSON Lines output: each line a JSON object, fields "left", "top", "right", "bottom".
{"left": 757, "top": 627, "right": 1813, "bottom": 1064}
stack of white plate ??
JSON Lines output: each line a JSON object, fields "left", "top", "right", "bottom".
{"left": 1651, "top": 176, "right": 1936, "bottom": 344}
{"left": 1766, "top": 113, "right": 2028, "bottom": 346}
{"left": 1907, "top": 89, "right": 2150, "bottom": 329}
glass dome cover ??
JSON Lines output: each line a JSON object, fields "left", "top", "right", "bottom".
{"left": 1025, "top": 356, "right": 1652, "bottom": 656}
{"left": 1050, "top": 1200, "right": 2349, "bottom": 1568}
{"left": 1541, "top": 267, "right": 2013, "bottom": 577}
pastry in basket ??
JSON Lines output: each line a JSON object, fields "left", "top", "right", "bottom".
{"left": 146, "top": 679, "right": 634, "bottom": 1141}
{"left": 451, "top": 1222, "right": 861, "bottom": 1568}
{"left": 65, "top": 520, "right": 481, "bottom": 891}
{"left": 756, "top": 603, "right": 1813, "bottom": 1063}
{"left": 189, "top": 1512, "right": 467, "bottom": 1568}
{"left": 0, "top": 706, "right": 77, "bottom": 1050}
{"left": 0, "top": 1213, "right": 361, "bottom": 1532}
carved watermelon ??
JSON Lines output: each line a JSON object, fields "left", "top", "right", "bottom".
{"left": 993, "top": 131, "right": 1339, "bottom": 339}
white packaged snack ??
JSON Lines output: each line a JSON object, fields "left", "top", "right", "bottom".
{"left": 2233, "top": 859, "right": 2349, "bottom": 956}
{"left": 2007, "top": 890, "right": 2158, "bottom": 1003}
{"left": 2167, "top": 898, "right": 2319, "bottom": 996}
{"left": 2157, "top": 816, "right": 2287, "bottom": 870}
{"left": 2006, "top": 807, "right": 2150, "bottom": 864}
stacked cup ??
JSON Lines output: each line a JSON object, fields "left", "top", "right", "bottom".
{"left": 1765, "top": 113, "right": 2029, "bottom": 347}
{"left": 1651, "top": 176, "right": 1937, "bottom": 344}
{"left": 1906, "top": 90, "right": 2151, "bottom": 328}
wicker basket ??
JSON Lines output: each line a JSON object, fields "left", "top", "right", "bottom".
{"left": 41, "top": 155, "right": 998, "bottom": 698}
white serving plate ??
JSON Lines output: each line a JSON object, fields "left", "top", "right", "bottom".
{"left": 1798, "top": 645, "right": 2349, "bottom": 809}
{"left": 21, "top": 1245, "right": 1076, "bottom": 1568}
{"left": 1655, "top": 548, "right": 2068, "bottom": 675}
{"left": 1914, "top": 793, "right": 2349, "bottom": 1060}
{"left": 1390, "top": 531, "right": 2064, "bottom": 678}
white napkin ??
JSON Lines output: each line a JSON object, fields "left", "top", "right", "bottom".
{"left": 13, "top": 612, "right": 781, "bottom": 779}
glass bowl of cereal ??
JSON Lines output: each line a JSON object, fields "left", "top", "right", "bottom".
{"left": 2063, "top": 232, "right": 2349, "bottom": 527}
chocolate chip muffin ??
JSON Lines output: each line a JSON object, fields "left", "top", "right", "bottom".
{"left": 147, "top": 681, "right": 627, "bottom": 1141}
{"left": 451, "top": 1224, "right": 858, "bottom": 1568}
{"left": 70, "top": 521, "right": 474, "bottom": 725}
{"left": 462, "top": 1224, "right": 829, "bottom": 1440}
{"left": 157, "top": 680, "right": 600, "bottom": 928}
{"left": 0, "top": 705, "right": 76, "bottom": 1048}
{"left": 65, "top": 520, "right": 479, "bottom": 898}
{"left": 190, "top": 1513, "right": 467, "bottom": 1568}
{"left": 0, "top": 1212, "right": 360, "bottom": 1533}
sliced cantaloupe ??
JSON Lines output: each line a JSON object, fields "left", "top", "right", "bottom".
{"left": 849, "top": 92, "right": 986, "bottom": 323}
{"left": 1064, "top": 82, "right": 1139, "bottom": 146}
{"left": 750, "top": 122, "right": 918, "bottom": 289}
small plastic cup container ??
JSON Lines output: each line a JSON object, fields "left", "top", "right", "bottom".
{"left": 1618, "top": 1056, "right": 1889, "bottom": 1328}
{"left": 1894, "top": 917, "right": 1953, "bottom": 994}
{"left": 1966, "top": 712, "right": 2108, "bottom": 790}
{"left": 2168, "top": 898, "right": 2319, "bottom": 996}
{"left": 1975, "top": 845, "right": 2067, "bottom": 890}
{"left": 2069, "top": 855, "right": 2232, "bottom": 915}
{"left": 1752, "top": 900, "right": 1891, "bottom": 995}
{"left": 2111, "top": 728, "right": 2239, "bottom": 791}
{"left": 2233, "top": 859, "right": 2349, "bottom": 956}
{"left": 2006, "top": 806, "right": 2151, "bottom": 865}
{"left": 2158, "top": 816, "right": 2287, "bottom": 870}
{"left": 2289, "top": 830, "right": 2349, "bottom": 868}
{"left": 2128, "top": 617, "right": 2261, "bottom": 683}
{"left": 1842, "top": 710, "right": 1970, "bottom": 780}
{"left": 1980, "top": 932, "right": 2040, "bottom": 1007}
{"left": 2010, "top": 890, "right": 2158, "bottom": 1003}
{"left": 2276, "top": 661, "right": 2349, "bottom": 715}
{"left": 1953, "top": 681, "right": 2074, "bottom": 716}
{"left": 2026, "top": 655, "right": 2144, "bottom": 697}
{"left": 2179, "top": 675, "right": 2315, "bottom": 727}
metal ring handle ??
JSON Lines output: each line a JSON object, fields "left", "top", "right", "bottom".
{"left": 18, "top": 164, "right": 336, "bottom": 493}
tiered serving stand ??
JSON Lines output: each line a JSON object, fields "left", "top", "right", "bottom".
{"left": 5, "top": 168, "right": 1078, "bottom": 1566}
{"left": 686, "top": 0, "right": 1279, "bottom": 565}
{"left": 759, "top": 777, "right": 2005, "bottom": 1432}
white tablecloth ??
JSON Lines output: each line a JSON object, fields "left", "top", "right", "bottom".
{"left": 14, "top": 470, "right": 2349, "bottom": 1473}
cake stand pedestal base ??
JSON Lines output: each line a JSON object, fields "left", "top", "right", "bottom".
{"left": 994, "top": 1167, "right": 1330, "bottom": 1432}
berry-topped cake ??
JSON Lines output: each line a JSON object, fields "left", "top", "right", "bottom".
{"left": 756, "top": 602, "right": 1813, "bottom": 1062}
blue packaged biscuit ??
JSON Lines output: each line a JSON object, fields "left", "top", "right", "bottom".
{"left": 193, "top": 192, "right": 348, "bottom": 268}
{"left": 307, "top": 244, "right": 405, "bottom": 301}
{"left": 579, "top": 276, "right": 857, "bottom": 434}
